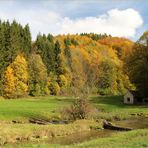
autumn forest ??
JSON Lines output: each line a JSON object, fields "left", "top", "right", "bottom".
{"left": 0, "top": 20, "right": 147, "bottom": 99}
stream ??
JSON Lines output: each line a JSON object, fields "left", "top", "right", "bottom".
{"left": 47, "top": 129, "right": 117, "bottom": 145}
{"left": 46, "top": 117, "right": 148, "bottom": 145}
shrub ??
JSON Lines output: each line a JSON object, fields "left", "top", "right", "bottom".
{"left": 62, "top": 98, "right": 94, "bottom": 120}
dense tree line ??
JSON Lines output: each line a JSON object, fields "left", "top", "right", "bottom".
{"left": 126, "top": 31, "right": 148, "bottom": 98}
{"left": 0, "top": 20, "right": 147, "bottom": 99}
{"left": 80, "top": 33, "right": 110, "bottom": 41}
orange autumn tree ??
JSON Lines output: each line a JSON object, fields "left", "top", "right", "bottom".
{"left": 3, "top": 66, "right": 16, "bottom": 99}
{"left": 32, "top": 34, "right": 136, "bottom": 96}
{"left": 3, "top": 54, "right": 29, "bottom": 98}
{"left": 98, "top": 37, "right": 134, "bottom": 60}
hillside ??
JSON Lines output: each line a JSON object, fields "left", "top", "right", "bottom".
{"left": 1, "top": 20, "right": 147, "bottom": 99}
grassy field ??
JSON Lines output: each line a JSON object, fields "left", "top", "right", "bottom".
{"left": 0, "top": 95, "right": 147, "bottom": 122}
{"left": 0, "top": 96, "right": 73, "bottom": 121}
{"left": 0, "top": 95, "right": 147, "bottom": 147}
{"left": 90, "top": 95, "right": 148, "bottom": 120}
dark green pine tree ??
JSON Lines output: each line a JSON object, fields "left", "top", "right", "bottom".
{"left": 54, "top": 40, "right": 63, "bottom": 75}
{"left": 35, "top": 34, "right": 55, "bottom": 73}
{"left": 0, "top": 21, "right": 5, "bottom": 68}
{"left": 64, "top": 38, "right": 72, "bottom": 70}
{"left": 2, "top": 21, "right": 11, "bottom": 67}
{"left": 47, "top": 33, "right": 54, "bottom": 42}
{"left": 45, "top": 39, "right": 55, "bottom": 72}
{"left": 0, "top": 21, "right": 6, "bottom": 94}
{"left": 64, "top": 37, "right": 71, "bottom": 46}
{"left": 55, "top": 40, "right": 61, "bottom": 59}
{"left": 0, "top": 21, "right": 12, "bottom": 95}
{"left": 9, "top": 20, "right": 21, "bottom": 62}
{"left": 21, "top": 24, "right": 32, "bottom": 55}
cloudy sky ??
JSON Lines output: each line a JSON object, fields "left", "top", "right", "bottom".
{"left": 0, "top": 0, "right": 147, "bottom": 40}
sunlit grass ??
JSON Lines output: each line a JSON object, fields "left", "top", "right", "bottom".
{"left": 90, "top": 95, "right": 148, "bottom": 120}
{"left": 0, "top": 95, "right": 147, "bottom": 147}
{"left": 72, "top": 129, "right": 148, "bottom": 148}
{"left": 0, "top": 95, "right": 147, "bottom": 122}
{"left": 0, "top": 96, "right": 73, "bottom": 121}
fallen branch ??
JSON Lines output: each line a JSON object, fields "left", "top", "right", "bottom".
{"left": 103, "top": 120, "right": 133, "bottom": 131}
{"left": 29, "top": 118, "right": 69, "bottom": 125}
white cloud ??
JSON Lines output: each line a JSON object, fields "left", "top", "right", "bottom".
{"left": 57, "top": 8, "right": 143, "bottom": 38}
{"left": 0, "top": 8, "right": 143, "bottom": 39}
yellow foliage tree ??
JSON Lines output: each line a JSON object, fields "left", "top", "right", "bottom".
{"left": 58, "top": 75, "right": 68, "bottom": 87}
{"left": 3, "top": 66, "right": 16, "bottom": 99}
{"left": 11, "top": 54, "right": 29, "bottom": 98}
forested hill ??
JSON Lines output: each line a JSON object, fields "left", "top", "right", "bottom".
{"left": 0, "top": 20, "right": 147, "bottom": 99}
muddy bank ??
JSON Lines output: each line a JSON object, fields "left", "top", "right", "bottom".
{"left": 0, "top": 120, "right": 102, "bottom": 146}
{"left": 1, "top": 117, "right": 148, "bottom": 146}
{"left": 103, "top": 120, "right": 133, "bottom": 131}
{"left": 113, "top": 117, "right": 148, "bottom": 129}
{"left": 29, "top": 118, "right": 69, "bottom": 125}
{"left": 45, "top": 117, "right": 148, "bottom": 145}
{"left": 47, "top": 129, "right": 116, "bottom": 145}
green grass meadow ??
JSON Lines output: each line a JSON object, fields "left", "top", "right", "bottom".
{"left": 0, "top": 96, "right": 73, "bottom": 121}
{"left": 0, "top": 95, "right": 147, "bottom": 121}
{"left": 0, "top": 95, "right": 147, "bottom": 147}
{"left": 90, "top": 95, "right": 148, "bottom": 120}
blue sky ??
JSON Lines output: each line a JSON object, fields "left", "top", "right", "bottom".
{"left": 0, "top": 0, "right": 147, "bottom": 40}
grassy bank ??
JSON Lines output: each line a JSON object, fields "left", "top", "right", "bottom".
{"left": 5, "top": 129, "right": 148, "bottom": 148}
{"left": 0, "top": 120, "right": 102, "bottom": 146}
{"left": 72, "top": 129, "right": 148, "bottom": 148}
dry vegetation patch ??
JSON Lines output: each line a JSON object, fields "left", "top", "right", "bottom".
{"left": 0, "top": 120, "right": 103, "bottom": 146}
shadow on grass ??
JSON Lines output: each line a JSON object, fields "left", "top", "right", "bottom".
{"left": 90, "top": 95, "right": 148, "bottom": 109}
{"left": 90, "top": 95, "right": 124, "bottom": 107}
